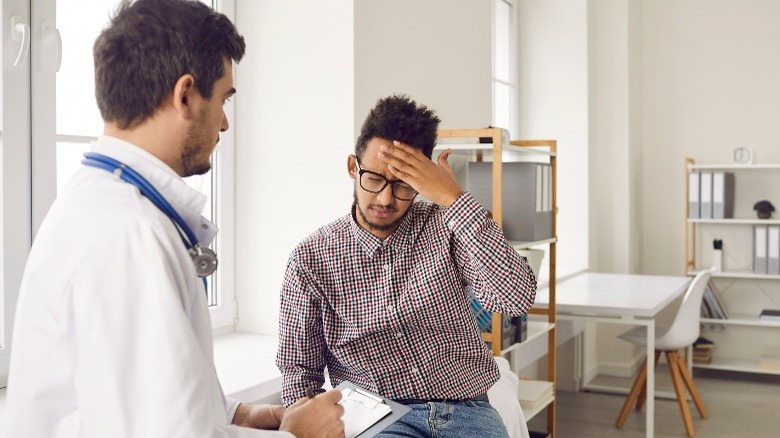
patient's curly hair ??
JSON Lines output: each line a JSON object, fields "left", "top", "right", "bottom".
{"left": 355, "top": 94, "right": 441, "bottom": 160}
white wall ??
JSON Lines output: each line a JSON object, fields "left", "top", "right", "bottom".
{"left": 354, "top": 0, "right": 492, "bottom": 133}
{"left": 517, "top": 0, "right": 590, "bottom": 281}
{"left": 588, "top": 0, "right": 644, "bottom": 376}
{"left": 234, "top": 0, "right": 354, "bottom": 334}
{"left": 641, "top": 0, "right": 780, "bottom": 276}
{"left": 588, "top": 0, "right": 780, "bottom": 377}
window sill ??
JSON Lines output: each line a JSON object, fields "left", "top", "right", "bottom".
{"left": 213, "top": 331, "right": 283, "bottom": 404}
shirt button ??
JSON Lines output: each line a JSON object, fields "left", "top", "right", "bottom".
{"left": 387, "top": 305, "right": 394, "bottom": 313}
{"left": 411, "top": 367, "right": 419, "bottom": 374}
{"left": 384, "top": 264, "right": 390, "bottom": 270}
{"left": 448, "top": 220, "right": 455, "bottom": 228}
{"left": 396, "top": 331, "right": 403, "bottom": 339}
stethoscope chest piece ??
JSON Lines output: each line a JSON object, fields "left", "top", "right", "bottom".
{"left": 189, "top": 245, "right": 218, "bottom": 278}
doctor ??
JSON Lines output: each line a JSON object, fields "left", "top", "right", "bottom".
{"left": 6, "top": 0, "right": 344, "bottom": 437}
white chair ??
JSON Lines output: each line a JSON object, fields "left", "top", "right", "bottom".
{"left": 614, "top": 270, "right": 711, "bottom": 437}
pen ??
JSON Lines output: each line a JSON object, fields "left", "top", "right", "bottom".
{"left": 305, "top": 382, "right": 315, "bottom": 399}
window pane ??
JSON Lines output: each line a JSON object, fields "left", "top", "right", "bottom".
{"left": 494, "top": 0, "right": 511, "bottom": 83}
{"left": 56, "top": 142, "right": 91, "bottom": 192}
{"left": 55, "top": 0, "right": 221, "bottom": 308}
{"left": 493, "top": 81, "right": 511, "bottom": 131}
{"left": 56, "top": 1, "right": 118, "bottom": 137}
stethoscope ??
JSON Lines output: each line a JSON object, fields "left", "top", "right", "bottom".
{"left": 82, "top": 152, "right": 218, "bottom": 289}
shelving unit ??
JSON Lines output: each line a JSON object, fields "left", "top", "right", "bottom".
{"left": 437, "top": 128, "right": 557, "bottom": 437}
{"left": 685, "top": 157, "right": 780, "bottom": 375}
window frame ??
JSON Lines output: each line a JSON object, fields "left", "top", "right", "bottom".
{"left": 1, "top": 0, "right": 33, "bottom": 385}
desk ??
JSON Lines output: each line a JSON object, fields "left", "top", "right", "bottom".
{"left": 534, "top": 272, "right": 691, "bottom": 438}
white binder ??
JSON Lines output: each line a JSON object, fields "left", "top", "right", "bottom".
{"left": 755, "top": 225, "right": 768, "bottom": 274}
{"left": 712, "top": 172, "right": 735, "bottom": 219}
{"left": 769, "top": 226, "right": 780, "bottom": 275}
{"left": 699, "top": 172, "right": 713, "bottom": 219}
{"left": 688, "top": 172, "right": 700, "bottom": 219}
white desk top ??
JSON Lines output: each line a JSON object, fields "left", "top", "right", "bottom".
{"left": 534, "top": 272, "right": 691, "bottom": 318}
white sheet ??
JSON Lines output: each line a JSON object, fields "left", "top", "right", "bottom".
{"left": 488, "top": 357, "right": 530, "bottom": 438}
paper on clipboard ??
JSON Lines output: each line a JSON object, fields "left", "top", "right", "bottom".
{"left": 335, "top": 381, "right": 411, "bottom": 438}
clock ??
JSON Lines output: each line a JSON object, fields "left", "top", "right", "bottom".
{"left": 733, "top": 147, "right": 753, "bottom": 164}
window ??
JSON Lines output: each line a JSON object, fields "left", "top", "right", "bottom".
{"left": 1, "top": 0, "right": 238, "bottom": 383}
{"left": 493, "top": 0, "right": 515, "bottom": 134}
{"left": 48, "top": 0, "right": 235, "bottom": 330}
{"left": 1, "top": 0, "right": 33, "bottom": 385}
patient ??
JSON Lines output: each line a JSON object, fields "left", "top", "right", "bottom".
{"left": 275, "top": 94, "right": 537, "bottom": 437}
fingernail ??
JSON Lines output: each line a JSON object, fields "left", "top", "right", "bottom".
{"left": 393, "top": 140, "right": 400, "bottom": 145}
{"left": 380, "top": 145, "right": 387, "bottom": 151}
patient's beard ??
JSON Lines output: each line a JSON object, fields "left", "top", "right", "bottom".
{"left": 353, "top": 190, "right": 408, "bottom": 234}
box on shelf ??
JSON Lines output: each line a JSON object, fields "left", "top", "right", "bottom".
{"left": 467, "top": 162, "right": 553, "bottom": 241}
{"left": 517, "top": 379, "right": 554, "bottom": 413}
{"left": 693, "top": 337, "right": 715, "bottom": 364}
{"left": 759, "top": 309, "right": 780, "bottom": 321}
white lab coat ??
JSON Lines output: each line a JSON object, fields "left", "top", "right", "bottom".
{"left": 7, "top": 137, "right": 291, "bottom": 438}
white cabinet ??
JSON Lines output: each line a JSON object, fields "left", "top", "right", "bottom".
{"left": 685, "top": 159, "right": 780, "bottom": 375}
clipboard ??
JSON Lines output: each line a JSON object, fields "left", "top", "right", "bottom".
{"left": 335, "top": 381, "right": 411, "bottom": 438}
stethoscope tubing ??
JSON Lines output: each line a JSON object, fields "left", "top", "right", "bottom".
{"left": 82, "top": 152, "right": 213, "bottom": 289}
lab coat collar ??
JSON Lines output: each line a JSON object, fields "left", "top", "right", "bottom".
{"left": 91, "top": 136, "right": 219, "bottom": 245}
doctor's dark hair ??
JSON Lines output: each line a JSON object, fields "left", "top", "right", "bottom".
{"left": 355, "top": 94, "right": 441, "bottom": 160}
{"left": 93, "top": 0, "right": 245, "bottom": 129}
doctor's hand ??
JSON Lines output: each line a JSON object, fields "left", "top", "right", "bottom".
{"left": 279, "top": 389, "right": 345, "bottom": 438}
{"left": 379, "top": 140, "right": 464, "bottom": 207}
{"left": 232, "top": 403, "right": 285, "bottom": 429}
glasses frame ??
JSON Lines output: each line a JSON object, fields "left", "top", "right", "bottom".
{"left": 355, "top": 160, "right": 418, "bottom": 201}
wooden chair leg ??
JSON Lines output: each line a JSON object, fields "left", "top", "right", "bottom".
{"left": 675, "top": 350, "right": 708, "bottom": 419}
{"left": 636, "top": 351, "right": 661, "bottom": 411}
{"left": 616, "top": 358, "right": 648, "bottom": 427}
{"left": 668, "top": 351, "right": 696, "bottom": 437}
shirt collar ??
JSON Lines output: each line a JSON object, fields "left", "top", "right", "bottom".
{"left": 91, "top": 136, "right": 219, "bottom": 245}
{"left": 349, "top": 203, "right": 415, "bottom": 257}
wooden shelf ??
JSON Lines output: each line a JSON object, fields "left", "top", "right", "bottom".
{"left": 511, "top": 237, "right": 557, "bottom": 249}
{"left": 687, "top": 163, "right": 780, "bottom": 171}
{"left": 522, "top": 393, "right": 555, "bottom": 422}
{"left": 687, "top": 218, "right": 780, "bottom": 225}
{"left": 686, "top": 157, "right": 780, "bottom": 380}
{"left": 701, "top": 314, "right": 780, "bottom": 328}
{"left": 688, "top": 269, "right": 780, "bottom": 280}
{"left": 693, "top": 356, "right": 780, "bottom": 375}
{"left": 500, "top": 321, "right": 555, "bottom": 356}
{"left": 435, "top": 142, "right": 557, "bottom": 157}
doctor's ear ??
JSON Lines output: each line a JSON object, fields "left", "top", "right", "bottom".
{"left": 171, "top": 74, "right": 198, "bottom": 117}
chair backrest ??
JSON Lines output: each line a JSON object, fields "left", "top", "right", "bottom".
{"left": 656, "top": 270, "right": 712, "bottom": 350}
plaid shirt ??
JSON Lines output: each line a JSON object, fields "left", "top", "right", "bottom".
{"left": 276, "top": 192, "right": 536, "bottom": 406}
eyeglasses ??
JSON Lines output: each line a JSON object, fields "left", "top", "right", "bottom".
{"left": 355, "top": 160, "right": 418, "bottom": 201}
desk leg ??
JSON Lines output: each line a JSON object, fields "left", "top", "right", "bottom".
{"left": 646, "top": 319, "right": 655, "bottom": 438}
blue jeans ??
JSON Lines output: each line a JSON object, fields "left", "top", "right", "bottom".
{"left": 377, "top": 400, "right": 509, "bottom": 438}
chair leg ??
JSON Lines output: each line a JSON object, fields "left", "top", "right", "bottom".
{"left": 668, "top": 351, "right": 696, "bottom": 437}
{"left": 675, "top": 350, "right": 708, "bottom": 419}
{"left": 616, "top": 358, "right": 648, "bottom": 428}
{"left": 636, "top": 351, "right": 661, "bottom": 411}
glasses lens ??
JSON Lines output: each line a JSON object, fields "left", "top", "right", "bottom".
{"left": 393, "top": 183, "right": 418, "bottom": 200}
{"left": 360, "top": 171, "right": 387, "bottom": 193}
